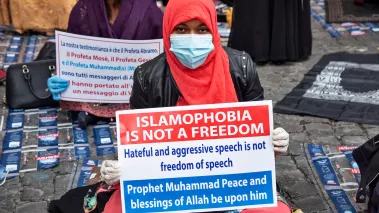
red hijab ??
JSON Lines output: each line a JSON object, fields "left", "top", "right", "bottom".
{"left": 163, "top": 0, "right": 238, "bottom": 105}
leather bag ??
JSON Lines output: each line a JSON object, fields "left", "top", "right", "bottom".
{"left": 6, "top": 59, "right": 59, "bottom": 109}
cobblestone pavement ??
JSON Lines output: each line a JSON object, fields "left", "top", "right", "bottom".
{"left": 1, "top": 18, "right": 379, "bottom": 213}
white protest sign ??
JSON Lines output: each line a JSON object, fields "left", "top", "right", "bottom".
{"left": 116, "top": 101, "right": 277, "bottom": 213}
{"left": 55, "top": 31, "right": 163, "bottom": 103}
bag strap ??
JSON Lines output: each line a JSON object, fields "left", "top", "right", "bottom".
{"left": 22, "top": 64, "right": 55, "bottom": 100}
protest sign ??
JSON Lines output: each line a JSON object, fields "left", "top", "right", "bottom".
{"left": 55, "top": 31, "right": 163, "bottom": 103}
{"left": 116, "top": 101, "right": 277, "bottom": 213}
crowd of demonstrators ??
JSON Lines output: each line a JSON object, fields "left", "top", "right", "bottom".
{"left": 48, "top": 0, "right": 293, "bottom": 213}
{"left": 224, "top": 0, "right": 312, "bottom": 65}
{"left": 47, "top": 0, "right": 163, "bottom": 129}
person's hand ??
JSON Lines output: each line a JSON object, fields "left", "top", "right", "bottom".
{"left": 273, "top": 127, "right": 289, "bottom": 155}
{"left": 100, "top": 160, "right": 120, "bottom": 185}
{"left": 47, "top": 76, "right": 69, "bottom": 101}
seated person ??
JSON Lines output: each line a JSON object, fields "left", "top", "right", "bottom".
{"left": 49, "top": 0, "right": 292, "bottom": 212}
{"left": 125, "top": 0, "right": 291, "bottom": 212}
{"left": 47, "top": 0, "right": 163, "bottom": 129}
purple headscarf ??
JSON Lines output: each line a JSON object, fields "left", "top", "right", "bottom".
{"left": 67, "top": 0, "right": 163, "bottom": 40}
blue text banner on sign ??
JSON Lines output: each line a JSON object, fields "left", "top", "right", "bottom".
{"left": 116, "top": 101, "right": 277, "bottom": 213}
{"left": 123, "top": 171, "right": 274, "bottom": 212}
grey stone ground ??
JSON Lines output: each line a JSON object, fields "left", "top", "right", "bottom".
{"left": 1, "top": 18, "right": 379, "bottom": 213}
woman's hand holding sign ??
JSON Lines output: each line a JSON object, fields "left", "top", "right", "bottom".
{"left": 273, "top": 128, "right": 289, "bottom": 155}
{"left": 47, "top": 76, "right": 69, "bottom": 101}
{"left": 101, "top": 160, "right": 121, "bottom": 185}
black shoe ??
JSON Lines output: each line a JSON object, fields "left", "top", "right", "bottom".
{"left": 77, "top": 111, "right": 115, "bottom": 129}
{"left": 256, "top": 61, "right": 268, "bottom": 66}
{"left": 272, "top": 61, "right": 285, "bottom": 65}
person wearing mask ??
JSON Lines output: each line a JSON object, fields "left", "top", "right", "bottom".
{"left": 99, "top": 0, "right": 291, "bottom": 212}
{"left": 47, "top": 0, "right": 163, "bottom": 129}
{"left": 226, "top": 0, "right": 312, "bottom": 65}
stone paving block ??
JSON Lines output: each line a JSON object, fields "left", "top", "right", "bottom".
{"left": 278, "top": 179, "right": 319, "bottom": 198}
{"left": 53, "top": 161, "right": 75, "bottom": 175}
{"left": 306, "top": 123, "right": 334, "bottom": 136}
{"left": 0, "top": 177, "right": 21, "bottom": 199}
{"left": 266, "top": 94, "right": 286, "bottom": 103}
{"left": 342, "top": 136, "right": 369, "bottom": 146}
{"left": 280, "top": 122, "right": 304, "bottom": 133}
{"left": 362, "top": 124, "right": 379, "bottom": 129}
{"left": 292, "top": 196, "right": 329, "bottom": 213}
{"left": 290, "top": 133, "right": 311, "bottom": 144}
{"left": 303, "top": 55, "right": 324, "bottom": 70}
{"left": 16, "top": 201, "right": 47, "bottom": 213}
{"left": 334, "top": 123, "right": 364, "bottom": 137}
{"left": 0, "top": 199, "right": 16, "bottom": 213}
{"left": 275, "top": 156, "right": 298, "bottom": 172}
{"left": 0, "top": 184, "right": 20, "bottom": 202}
{"left": 311, "top": 136, "right": 341, "bottom": 145}
{"left": 22, "top": 171, "right": 55, "bottom": 202}
{"left": 22, "top": 187, "right": 53, "bottom": 202}
{"left": 284, "top": 67, "right": 308, "bottom": 77}
{"left": 334, "top": 121, "right": 357, "bottom": 126}
{"left": 277, "top": 85, "right": 295, "bottom": 95}
{"left": 261, "top": 80, "right": 282, "bottom": 90}
{"left": 366, "top": 127, "right": 379, "bottom": 139}
{"left": 274, "top": 114, "right": 304, "bottom": 125}
{"left": 303, "top": 116, "right": 330, "bottom": 124}
{"left": 288, "top": 143, "right": 304, "bottom": 156}
{"left": 4, "top": 176, "right": 21, "bottom": 189}
{"left": 276, "top": 168, "right": 306, "bottom": 183}
{"left": 54, "top": 174, "right": 71, "bottom": 200}
{"left": 22, "top": 171, "right": 55, "bottom": 187}
{"left": 294, "top": 156, "right": 314, "bottom": 183}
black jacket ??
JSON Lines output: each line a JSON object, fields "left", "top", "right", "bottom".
{"left": 353, "top": 134, "right": 379, "bottom": 207}
{"left": 130, "top": 47, "right": 264, "bottom": 109}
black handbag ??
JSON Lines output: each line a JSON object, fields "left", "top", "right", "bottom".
{"left": 6, "top": 59, "right": 59, "bottom": 109}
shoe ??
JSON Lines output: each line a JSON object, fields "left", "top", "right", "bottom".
{"left": 77, "top": 112, "right": 114, "bottom": 129}
{"left": 256, "top": 61, "right": 268, "bottom": 66}
{"left": 272, "top": 61, "right": 285, "bottom": 65}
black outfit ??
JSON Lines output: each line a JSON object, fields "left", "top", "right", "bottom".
{"left": 227, "top": 0, "right": 312, "bottom": 63}
{"left": 48, "top": 183, "right": 113, "bottom": 213}
{"left": 353, "top": 134, "right": 379, "bottom": 211}
{"left": 49, "top": 47, "right": 264, "bottom": 213}
{"left": 130, "top": 47, "right": 264, "bottom": 109}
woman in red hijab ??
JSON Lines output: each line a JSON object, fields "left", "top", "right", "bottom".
{"left": 100, "top": 0, "right": 292, "bottom": 213}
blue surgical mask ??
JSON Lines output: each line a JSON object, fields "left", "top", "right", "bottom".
{"left": 170, "top": 34, "right": 215, "bottom": 69}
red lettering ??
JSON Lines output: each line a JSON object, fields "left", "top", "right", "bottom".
{"left": 115, "top": 57, "right": 136, "bottom": 63}
{"left": 70, "top": 52, "right": 92, "bottom": 60}
{"left": 93, "top": 55, "right": 109, "bottom": 61}
{"left": 37, "top": 133, "right": 59, "bottom": 139}
{"left": 118, "top": 105, "right": 270, "bottom": 145}
{"left": 138, "top": 58, "right": 151, "bottom": 63}
{"left": 337, "top": 146, "right": 357, "bottom": 151}
{"left": 38, "top": 116, "right": 58, "bottom": 119}
{"left": 36, "top": 154, "right": 60, "bottom": 160}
